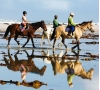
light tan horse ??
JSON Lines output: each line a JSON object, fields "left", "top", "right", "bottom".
{"left": 4, "top": 49, "right": 46, "bottom": 76}
{"left": 50, "top": 50, "right": 94, "bottom": 80}
{"left": 53, "top": 21, "right": 94, "bottom": 50}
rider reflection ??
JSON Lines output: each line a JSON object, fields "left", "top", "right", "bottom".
{"left": 65, "top": 62, "right": 75, "bottom": 88}
{"left": 19, "top": 64, "right": 28, "bottom": 83}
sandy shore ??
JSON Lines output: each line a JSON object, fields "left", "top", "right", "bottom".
{"left": 0, "top": 23, "right": 99, "bottom": 35}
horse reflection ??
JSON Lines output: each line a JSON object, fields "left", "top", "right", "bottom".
{"left": 4, "top": 50, "right": 47, "bottom": 76}
{"left": 42, "top": 50, "right": 94, "bottom": 87}
{"left": 42, "top": 50, "right": 64, "bottom": 64}
{"left": 0, "top": 80, "right": 47, "bottom": 89}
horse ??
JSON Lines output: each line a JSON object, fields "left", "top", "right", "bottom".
{"left": 4, "top": 49, "right": 47, "bottom": 76}
{"left": 41, "top": 26, "right": 62, "bottom": 47}
{"left": 41, "top": 26, "right": 53, "bottom": 46}
{"left": 3, "top": 21, "right": 47, "bottom": 48}
{"left": 53, "top": 20, "right": 95, "bottom": 50}
{"left": 50, "top": 50, "right": 94, "bottom": 80}
{"left": 42, "top": 50, "right": 94, "bottom": 80}
{"left": 41, "top": 50, "right": 64, "bottom": 64}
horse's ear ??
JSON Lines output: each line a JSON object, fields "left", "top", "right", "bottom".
{"left": 90, "top": 20, "right": 92, "bottom": 23}
{"left": 41, "top": 20, "right": 44, "bottom": 23}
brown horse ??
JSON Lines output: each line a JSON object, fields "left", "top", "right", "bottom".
{"left": 3, "top": 21, "right": 47, "bottom": 48}
{"left": 4, "top": 49, "right": 47, "bottom": 76}
{"left": 53, "top": 21, "right": 95, "bottom": 50}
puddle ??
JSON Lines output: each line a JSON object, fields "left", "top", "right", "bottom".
{"left": 0, "top": 38, "right": 99, "bottom": 90}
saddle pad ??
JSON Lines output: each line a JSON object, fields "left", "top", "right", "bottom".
{"left": 20, "top": 23, "right": 29, "bottom": 30}
{"left": 65, "top": 27, "right": 70, "bottom": 32}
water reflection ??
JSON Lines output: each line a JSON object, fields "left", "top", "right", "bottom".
{"left": 42, "top": 50, "right": 94, "bottom": 88}
{"left": 0, "top": 80, "right": 47, "bottom": 89}
{"left": 0, "top": 49, "right": 96, "bottom": 89}
{"left": 4, "top": 49, "right": 47, "bottom": 82}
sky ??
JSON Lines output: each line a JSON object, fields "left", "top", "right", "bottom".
{"left": 0, "top": 0, "right": 99, "bottom": 23}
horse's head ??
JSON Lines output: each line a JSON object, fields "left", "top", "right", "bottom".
{"left": 40, "top": 20, "right": 47, "bottom": 31}
{"left": 79, "top": 20, "right": 95, "bottom": 33}
{"left": 87, "top": 68, "right": 94, "bottom": 80}
{"left": 87, "top": 20, "right": 95, "bottom": 33}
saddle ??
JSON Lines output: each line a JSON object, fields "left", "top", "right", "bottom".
{"left": 65, "top": 25, "right": 75, "bottom": 32}
{"left": 65, "top": 26, "right": 70, "bottom": 32}
{"left": 20, "top": 23, "right": 29, "bottom": 30}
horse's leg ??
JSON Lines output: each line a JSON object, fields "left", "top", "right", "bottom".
{"left": 31, "top": 37, "right": 35, "bottom": 48}
{"left": 77, "top": 40, "right": 81, "bottom": 50}
{"left": 22, "top": 37, "right": 30, "bottom": 47}
{"left": 72, "top": 39, "right": 81, "bottom": 50}
{"left": 40, "top": 34, "right": 44, "bottom": 47}
{"left": 14, "top": 51, "right": 19, "bottom": 62}
{"left": 61, "top": 37, "right": 67, "bottom": 48}
{"left": 7, "top": 36, "right": 12, "bottom": 48}
{"left": 14, "top": 34, "right": 20, "bottom": 47}
{"left": 72, "top": 44, "right": 77, "bottom": 50}
{"left": 47, "top": 35, "right": 52, "bottom": 46}
{"left": 53, "top": 38, "right": 56, "bottom": 49}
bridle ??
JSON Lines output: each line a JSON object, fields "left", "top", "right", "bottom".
{"left": 77, "top": 25, "right": 86, "bottom": 32}
{"left": 77, "top": 24, "right": 93, "bottom": 32}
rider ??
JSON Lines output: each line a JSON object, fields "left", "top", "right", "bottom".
{"left": 67, "top": 12, "right": 76, "bottom": 36}
{"left": 20, "top": 64, "right": 28, "bottom": 83}
{"left": 65, "top": 62, "right": 75, "bottom": 88}
{"left": 50, "top": 15, "right": 60, "bottom": 41}
{"left": 21, "top": 11, "right": 28, "bottom": 32}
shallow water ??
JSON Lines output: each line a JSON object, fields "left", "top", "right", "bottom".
{"left": 0, "top": 38, "right": 99, "bottom": 90}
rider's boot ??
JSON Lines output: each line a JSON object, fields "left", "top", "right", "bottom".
{"left": 68, "top": 30, "right": 71, "bottom": 36}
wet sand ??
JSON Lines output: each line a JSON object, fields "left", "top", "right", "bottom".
{"left": 0, "top": 38, "right": 99, "bottom": 90}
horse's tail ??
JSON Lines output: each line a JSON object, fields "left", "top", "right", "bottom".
{"left": 3, "top": 25, "right": 10, "bottom": 39}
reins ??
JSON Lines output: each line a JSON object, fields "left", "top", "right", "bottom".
{"left": 77, "top": 25, "right": 86, "bottom": 32}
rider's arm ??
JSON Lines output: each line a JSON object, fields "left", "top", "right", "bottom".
{"left": 69, "top": 17, "right": 76, "bottom": 26}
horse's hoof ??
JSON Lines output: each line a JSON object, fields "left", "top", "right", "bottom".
{"left": 53, "top": 47, "right": 55, "bottom": 50}
{"left": 66, "top": 48, "right": 69, "bottom": 51}
{"left": 72, "top": 47, "right": 74, "bottom": 50}
{"left": 78, "top": 49, "right": 81, "bottom": 51}
{"left": 22, "top": 46, "right": 25, "bottom": 48}
{"left": 33, "top": 46, "right": 36, "bottom": 48}
{"left": 58, "top": 43, "right": 62, "bottom": 47}
{"left": 18, "top": 45, "right": 21, "bottom": 48}
{"left": 7, "top": 45, "right": 11, "bottom": 48}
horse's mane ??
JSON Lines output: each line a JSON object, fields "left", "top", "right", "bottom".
{"left": 30, "top": 21, "right": 41, "bottom": 25}
{"left": 78, "top": 21, "right": 90, "bottom": 25}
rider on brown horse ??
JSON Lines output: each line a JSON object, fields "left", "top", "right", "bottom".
{"left": 21, "top": 11, "right": 28, "bottom": 32}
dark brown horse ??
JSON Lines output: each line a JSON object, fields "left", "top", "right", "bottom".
{"left": 4, "top": 49, "right": 47, "bottom": 76}
{"left": 3, "top": 21, "right": 47, "bottom": 48}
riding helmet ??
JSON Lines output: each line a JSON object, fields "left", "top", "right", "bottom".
{"left": 70, "top": 12, "right": 74, "bottom": 16}
{"left": 54, "top": 15, "right": 58, "bottom": 18}
{"left": 23, "top": 11, "right": 27, "bottom": 14}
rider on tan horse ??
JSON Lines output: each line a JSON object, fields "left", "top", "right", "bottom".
{"left": 67, "top": 12, "right": 79, "bottom": 37}
{"left": 50, "top": 15, "right": 60, "bottom": 41}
